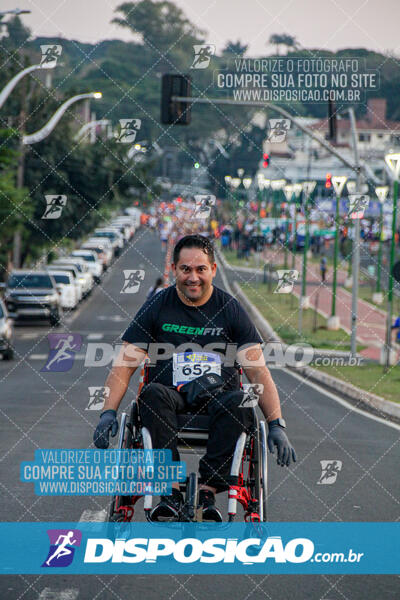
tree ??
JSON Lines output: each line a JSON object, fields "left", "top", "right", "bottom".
{"left": 222, "top": 40, "right": 248, "bottom": 57}
{"left": 112, "top": 0, "right": 205, "bottom": 55}
{"left": 268, "top": 33, "right": 298, "bottom": 55}
{"left": 0, "top": 129, "right": 31, "bottom": 278}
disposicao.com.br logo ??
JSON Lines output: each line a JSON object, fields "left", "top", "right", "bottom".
{"left": 82, "top": 536, "right": 363, "bottom": 565}
{"left": 42, "top": 529, "right": 82, "bottom": 567}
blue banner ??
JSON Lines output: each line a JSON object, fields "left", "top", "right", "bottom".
{"left": 0, "top": 522, "right": 399, "bottom": 574}
{"left": 20, "top": 449, "right": 186, "bottom": 496}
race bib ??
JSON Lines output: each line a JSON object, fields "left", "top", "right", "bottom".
{"left": 172, "top": 351, "right": 221, "bottom": 387}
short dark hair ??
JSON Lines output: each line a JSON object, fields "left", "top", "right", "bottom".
{"left": 173, "top": 235, "right": 215, "bottom": 265}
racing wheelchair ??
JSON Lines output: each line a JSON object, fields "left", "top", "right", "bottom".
{"left": 108, "top": 364, "right": 268, "bottom": 523}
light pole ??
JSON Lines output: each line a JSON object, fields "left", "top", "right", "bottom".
{"left": 298, "top": 180, "right": 316, "bottom": 335}
{"left": 383, "top": 153, "right": 400, "bottom": 370}
{"left": 328, "top": 175, "right": 347, "bottom": 330}
{"left": 23, "top": 92, "right": 102, "bottom": 144}
{"left": 283, "top": 184, "right": 294, "bottom": 270}
{"left": 270, "top": 179, "right": 286, "bottom": 245}
{"left": 374, "top": 185, "right": 389, "bottom": 305}
{"left": 345, "top": 180, "right": 357, "bottom": 282}
{"left": 256, "top": 173, "right": 265, "bottom": 234}
{"left": 12, "top": 91, "right": 102, "bottom": 267}
{"left": 291, "top": 183, "right": 303, "bottom": 270}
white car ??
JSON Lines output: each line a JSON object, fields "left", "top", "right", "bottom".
{"left": 48, "top": 264, "right": 83, "bottom": 302}
{"left": 82, "top": 241, "right": 113, "bottom": 269}
{"left": 112, "top": 217, "right": 135, "bottom": 239}
{"left": 124, "top": 207, "right": 141, "bottom": 229}
{"left": 48, "top": 270, "right": 79, "bottom": 309}
{"left": 93, "top": 229, "right": 124, "bottom": 254}
{"left": 53, "top": 258, "right": 94, "bottom": 296}
{"left": 109, "top": 222, "right": 131, "bottom": 242}
{"left": 70, "top": 250, "right": 102, "bottom": 283}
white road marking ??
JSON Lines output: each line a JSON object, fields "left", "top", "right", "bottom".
{"left": 87, "top": 333, "right": 103, "bottom": 340}
{"left": 285, "top": 368, "right": 400, "bottom": 432}
{"left": 29, "top": 354, "right": 86, "bottom": 360}
{"left": 38, "top": 589, "right": 79, "bottom": 600}
{"left": 19, "top": 333, "right": 40, "bottom": 340}
{"left": 79, "top": 509, "right": 107, "bottom": 522}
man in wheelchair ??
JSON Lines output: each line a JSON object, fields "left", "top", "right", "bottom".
{"left": 94, "top": 234, "right": 296, "bottom": 521}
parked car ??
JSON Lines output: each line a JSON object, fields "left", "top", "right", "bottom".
{"left": 0, "top": 297, "right": 14, "bottom": 359}
{"left": 112, "top": 216, "right": 135, "bottom": 239}
{"left": 5, "top": 270, "right": 62, "bottom": 326}
{"left": 81, "top": 241, "right": 113, "bottom": 270}
{"left": 51, "top": 258, "right": 93, "bottom": 296}
{"left": 108, "top": 222, "right": 131, "bottom": 242}
{"left": 47, "top": 264, "right": 83, "bottom": 302}
{"left": 48, "top": 270, "right": 79, "bottom": 310}
{"left": 92, "top": 229, "right": 124, "bottom": 256}
{"left": 70, "top": 250, "right": 102, "bottom": 284}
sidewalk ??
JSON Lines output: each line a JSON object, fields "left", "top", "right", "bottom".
{"left": 262, "top": 246, "right": 394, "bottom": 362}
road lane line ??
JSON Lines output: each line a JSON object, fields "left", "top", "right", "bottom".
{"left": 38, "top": 589, "right": 79, "bottom": 600}
{"left": 79, "top": 509, "right": 107, "bottom": 522}
{"left": 29, "top": 354, "right": 86, "bottom": 360}
{"left": 285, "top": 367, "right": 400, "bottom": 432}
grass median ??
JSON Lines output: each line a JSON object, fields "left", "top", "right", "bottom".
{"left": 239, "top": 282, "right": 364, "bottom": 351}
{"left": 311, "top": 363, "right": 400, "bottom": 404}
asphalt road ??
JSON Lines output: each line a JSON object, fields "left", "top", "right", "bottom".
{"left": 0, "top": 228, "right": 399, "bottom": 599}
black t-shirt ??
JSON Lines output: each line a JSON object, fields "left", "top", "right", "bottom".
{"left": 122, "top": 285, "right": 263, "bottom": 390}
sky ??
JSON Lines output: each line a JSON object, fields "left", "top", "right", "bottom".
{"left": 1, "top": 0, "right": 399, "bottom": 56}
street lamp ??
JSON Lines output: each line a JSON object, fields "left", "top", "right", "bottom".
{"left": 22, "top": 92, "right": 102, "bottom": 145}
{"left": 224, "top": 175, "right": 232, "bottom": 186}
{"left": 328, "top": 175, "right": 347, "bottom": 330}
{"left": 0, "top": 64, "right": 45, "bottom": 110}
{"left": 383, "top": 153, "right": 400, "bottom": 369}
{"left": 12, "top": 91, "right": 102, "bottom": 267}
{"left": 374, "top": 185, "right": 389, "bottom": 304}
{"left": 242, "top": 177, "right": 252, "bottom": 190}
{"left": 298, "top": 180, "right": 316, "bottom": 334}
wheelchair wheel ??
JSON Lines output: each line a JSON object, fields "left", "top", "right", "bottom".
{"left": 108, "top": 404, "right": 142, "bottom": 522}
{"left": 259, "top": 421, "right": 268, "bottom": 522}
{"left": 108, "top": 412, "right": 128, "bottom": 522}
{"left": 182, "top": 472, "right": 198, "bottom": 521}
{"left": 250, "top": 423, "right": 264, "bottom": 522}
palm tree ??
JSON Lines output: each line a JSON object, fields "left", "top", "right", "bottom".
{"left": 268, "top": 33, "right": 298, "bottom": 55}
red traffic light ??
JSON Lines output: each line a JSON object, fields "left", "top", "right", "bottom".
{"left": 325, "top": 172, "right": 332, "bottom": 189}
{"left": 263, "top": 153, "right": 270, "bottom": 168}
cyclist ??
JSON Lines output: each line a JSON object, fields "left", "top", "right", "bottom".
{"left": 94, "top": 234, "right": 296, "bottom": 521}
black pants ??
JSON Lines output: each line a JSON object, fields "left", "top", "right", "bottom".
{"left": 139, "top": 382, "right": 254, "bottom": 492}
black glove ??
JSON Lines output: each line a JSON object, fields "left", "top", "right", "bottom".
{"left": 93, "top": 409, "right": 118, "bottom": 449}
{"left": 267, "top": 423, "right": 297, "bottom": 467}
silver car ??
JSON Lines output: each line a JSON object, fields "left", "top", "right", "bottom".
{"left": 0, "top": 298, "right": 13, "bottom": 360}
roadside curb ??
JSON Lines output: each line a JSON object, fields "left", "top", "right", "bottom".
{"left": 217, "top": 249, "right": 400, "bottom": 420}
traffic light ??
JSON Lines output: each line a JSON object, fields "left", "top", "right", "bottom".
{"left": 263, "top": 153, "right": 270, "bottom": 168}
{"left": 161, "top": 74, "right": 192, "bottom": 125}
{"left": 325, "top": 172, "right": 332, "bottom": 189}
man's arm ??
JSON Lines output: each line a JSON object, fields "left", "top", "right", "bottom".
{"left": 237, "top": 344, "right": 281, "bottom": 421}
{"left": 102, "top": 342, "right": 147, "bottom": 412}
{"left": 93, "top": 342, "right": 147, "bottom": 449}
{"left": 237, "top": 343, "right": 296, "bottom": 467}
